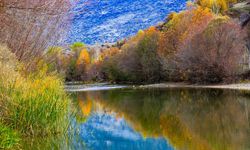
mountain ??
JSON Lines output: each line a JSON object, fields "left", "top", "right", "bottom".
{"left": 67, "top": 0, "right": 187, "bottom": 44}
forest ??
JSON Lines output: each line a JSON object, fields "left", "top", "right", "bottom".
{"left": 52, "top": 0, "right": 249, "bottom": 84}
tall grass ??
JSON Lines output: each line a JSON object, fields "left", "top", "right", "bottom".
{"left": 1, "top": 75, "right": 70, "bottom": 136}
{"left": 0, "top": 45, "right": 71, "bottom": 148}
{"left": 0, "top": 123, "right": 20, "bottom": 149}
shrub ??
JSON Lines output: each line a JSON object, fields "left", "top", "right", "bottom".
{"left": 86, "top": 62, "right": 105, "bottom": 81}
{"left": 101, "top": 53, "right": 128, "bottom": 82}
{"left": 177, "top": 19, "right": 246, "bottom": 83}
{"left": 44, "top": 46, "right": 71, "bottom": 75}
{"left": 65, "top": 58, "right": 78, "bottom": 81}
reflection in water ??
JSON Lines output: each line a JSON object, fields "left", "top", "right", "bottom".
{"left": 79, "top": 112, "right": 173, "bottom": 150}
{"left": 77, "top": 88, "right": 250, "bottom": 150}
{"left": 21, "top": 88, "right": 250, "bottom": 150}
{"left": 77, "top": 92, "right": 173, "bottom": 150}
{"left": 78, "top": 95, "right": 92, "bottom": 116}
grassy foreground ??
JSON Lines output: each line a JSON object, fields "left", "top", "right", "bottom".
{"left": 0, "top": 45, "right": 71, "bottom": 149}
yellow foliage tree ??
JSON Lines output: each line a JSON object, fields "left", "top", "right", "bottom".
{"left": 158, "top": 6, "right": 214, "bottom": 59}
{"left": 197, "top": 0, "right": 237, "bottom": 13}
{"left": 97, "top": 47, "right": 120, "bottom": 62}
{"left": 76, "top": 48, "right": 91, "bottom": 66}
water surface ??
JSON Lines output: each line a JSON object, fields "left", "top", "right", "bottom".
{"left": 23, "top": 87, "right": 250, "bottom": 150}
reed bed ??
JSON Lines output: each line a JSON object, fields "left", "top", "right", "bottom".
{"left": 0, "top": 45, "right": 71, "bottom": 148}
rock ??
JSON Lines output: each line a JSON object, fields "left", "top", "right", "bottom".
{"left": 240, "top": 13, "right": 250, "bottom": 26}
{"left": 229, "top": 0, "right": 250, "bottom": 26}
{"left": 155, "top": 22, "right": 167, "bottom": 31}
{"left": 231, "top": 1, "right": 250, "bottom": 13}
{"left": 229, "top": 1, "right": 250, "bottom": 69}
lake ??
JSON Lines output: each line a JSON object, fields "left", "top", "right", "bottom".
{"left": 22, "top": 87, "right": 250, "bottom": 150}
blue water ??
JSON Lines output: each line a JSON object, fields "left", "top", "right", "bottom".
{"left": 76, "top": 112, "right": 173, "bottom": 150}
{"left": 68, "top": 0, "right": 187, "bottom": 44}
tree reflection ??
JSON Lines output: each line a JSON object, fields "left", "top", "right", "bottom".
{"left": 77, "top": 88, "right": 250, "bottom": 150}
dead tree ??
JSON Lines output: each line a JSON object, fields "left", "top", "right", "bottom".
{"left": 0, "top": 0, "right": 73, "bottom": 61}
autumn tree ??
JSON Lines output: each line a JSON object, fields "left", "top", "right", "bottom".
{"left": 76, "top": 48, "right": 91, "bottom": 80}
{"left": 44, "top": 46, "right": 72, "bottom": 75}
{"left": 177, "top": 18, "right": 246, "bottom": 83}
{"left": 158, "top": 6, "right": 214, "bottom": 80}
{"left": 100, "top": 27, "right": 162, "bottom": 83}
{"left": 65, "top": 42, "right": 86, "bottom": 81}
{"left": 70, "top": 42, "right": 85, "bottom": 52}
{"left": 197, "top": 0, "right": 237, "bottom": 13}
{"left": 136, "top": 27, "right": 161, "bottom": 82}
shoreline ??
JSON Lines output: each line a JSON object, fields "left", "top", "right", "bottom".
{"left": 139, "top": 82, "right": 250, "bottom": 91}
{"left": 65, "top": 82, "right": 250, "bottom": 92}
